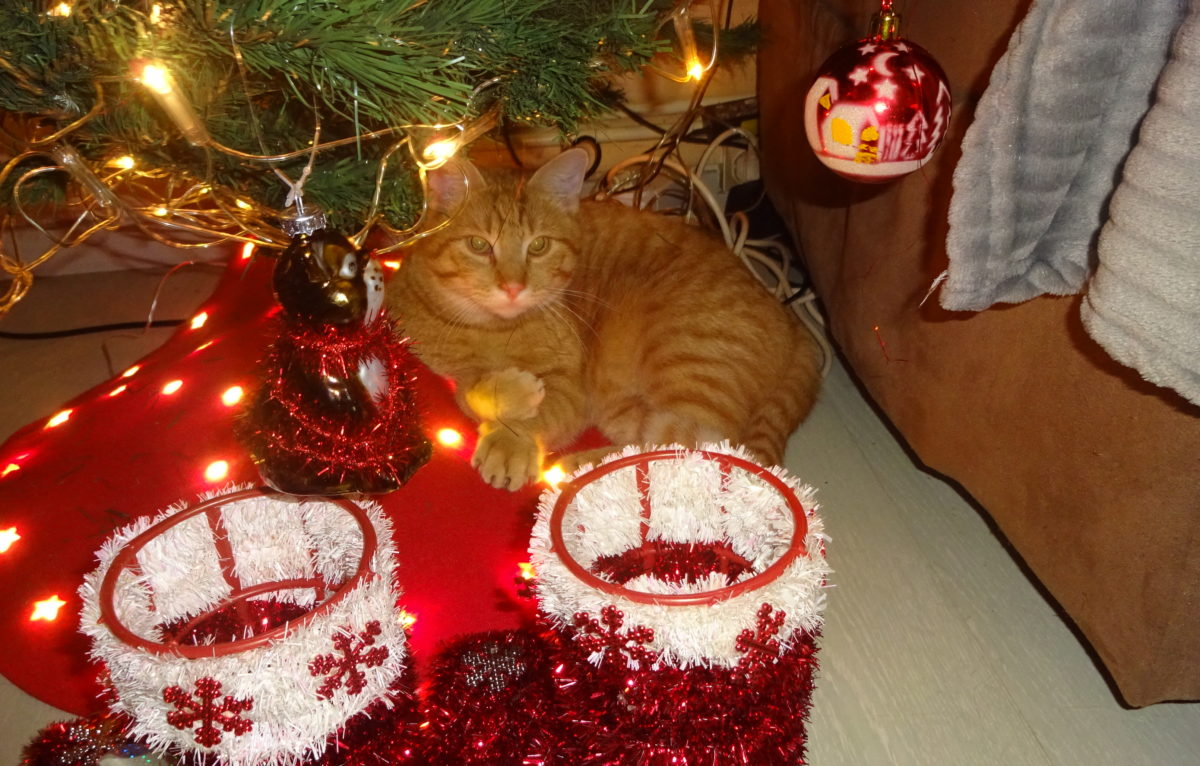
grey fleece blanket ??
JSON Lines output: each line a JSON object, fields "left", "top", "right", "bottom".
{"left": 1082, "top": 5, "right": 1200, "bottom": 406}
{"left": 941, "top": 0, "right": 1185, "bottom": 311}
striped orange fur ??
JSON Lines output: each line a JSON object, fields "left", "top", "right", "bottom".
{"left": 389, "top": 148, "right": 821, "bottom": 489}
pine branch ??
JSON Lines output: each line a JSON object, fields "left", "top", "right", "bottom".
{"left": 0, "top": 0, "right": 704, "bottom": 231}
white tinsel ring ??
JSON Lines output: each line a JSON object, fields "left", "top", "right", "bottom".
{"left": 530, "top": 443, "right": 830, "bottom": 671}
{"left": 79, "top": 486, "right": 408, "bottom": 766}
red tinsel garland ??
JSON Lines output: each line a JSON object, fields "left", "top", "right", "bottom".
{"left": 417, "top": 623, "right": 818, "bottom": 765}
{"left": 30, "top": 625, "right": 817, "bottom": 765}
{"left": 240, "top": 315, "right": 432, "bottom": 494}
{"left": 420, "top": 630, "right": 558, "bottom": 765}
{"left": 548, "top": 629, "right": 818, "bottom": 765}
{"left": 21, "top": 713, "right": 155, "bottom": 766}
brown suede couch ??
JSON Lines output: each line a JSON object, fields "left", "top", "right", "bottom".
{"left": 757, "top": 0, "right": 1200, "bottom": 706}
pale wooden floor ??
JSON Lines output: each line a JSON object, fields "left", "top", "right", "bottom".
{"left": 1, "top": 266, "right": 1198, "bottom": 763}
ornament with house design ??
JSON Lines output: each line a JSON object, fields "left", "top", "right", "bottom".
{"left": 804, "top": 0, "right": 951, "bottom": 182}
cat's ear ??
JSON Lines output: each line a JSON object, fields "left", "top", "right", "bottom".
{"left": 425, "top": 158, "right": 486, "bottom": 215}
{"left": 528, "top": 148, "right": 589, "bottom": 213}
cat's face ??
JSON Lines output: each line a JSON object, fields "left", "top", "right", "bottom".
{"left": 412, "top": 150, "right": 588, "bottom": 323}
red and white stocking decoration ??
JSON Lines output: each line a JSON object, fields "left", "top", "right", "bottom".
{"left": 528, "top": 443, "right": 832, "bottom": 764}
{"left": 79, "top": 487, "right": 414, "bottom": 765}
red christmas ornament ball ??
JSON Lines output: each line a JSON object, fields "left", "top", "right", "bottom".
{"left": 804, "top": 37, "right": 951, "bottom": 182}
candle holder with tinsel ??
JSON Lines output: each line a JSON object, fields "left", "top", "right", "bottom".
{"left": 239, "top": 208, "right": 431, "bottom": 496}
{"left": 78, "top": 486, "right": 419, "bottom": 766}
{"left": 527, "top": 444, "right": 832, "bottom": 765}
{"left": 804, "top": 0, "right": 951, "bottom": 182}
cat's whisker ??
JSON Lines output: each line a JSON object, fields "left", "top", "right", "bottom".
{"left": 431, "top": 304, "right": 473, "bottom": 354}
{"left": 549, "top": 299, "right": 597, "bottom": 341}
{"left": 542, "top": 303, "right": 586, "bottom": 349}
{"left": 556, "top": 287, "right": 613, "bottom": 310}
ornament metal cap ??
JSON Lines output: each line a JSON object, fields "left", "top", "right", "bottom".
{"left": 280, "top": 205, "right": 327, "bottom": 237}
{"left": 871, "top": 0, "right": 901, "bottom": 40}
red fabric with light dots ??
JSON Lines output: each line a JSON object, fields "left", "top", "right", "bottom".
{"left": 0, "top": 253, "right": 575, "bottom": 715}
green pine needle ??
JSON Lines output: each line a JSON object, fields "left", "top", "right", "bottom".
{"left": 0, "top": 0, "right": 749, "bottom": 232}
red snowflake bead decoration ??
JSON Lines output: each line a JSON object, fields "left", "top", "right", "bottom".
{"left": 310, "top": 621, "right": 391, "bottom": 699}
{"left": 804, "top": 35, "right": 951, "bottom": 182}
{"left": 163, "top": 677, "right": 253, "bottom": 747}
{"left": 573, "top": 606, "right": 657, "bottom": 668}
{"left": 735, "top": 603, "right": 787, "bottom": 673}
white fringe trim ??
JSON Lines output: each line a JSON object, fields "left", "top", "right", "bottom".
{"left": 79, "top": 486, "right": 407, "bottom": 766}
{"left": 530, "top": 443, "right": 831, "bottom": 670}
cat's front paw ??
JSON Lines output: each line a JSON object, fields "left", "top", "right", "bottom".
{"left": 465, "top": 367, "right": 546, "bottom": 422}
{"left": 472, "top": 422, "right": 542, "bottom": 490}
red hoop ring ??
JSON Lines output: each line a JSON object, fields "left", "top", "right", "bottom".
{"left": 548, "top": 450, "right": 809, "bottom": 606}
{"left": 97, "top": 487, "right": 378, "bottom": 658}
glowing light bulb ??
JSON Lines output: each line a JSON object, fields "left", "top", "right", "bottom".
{"left": 686, "top": 58, "right": 706, "bottom": 81}
{"left": 135, "top": 62, "right": 174, "bottom": 96}
{"left": 0, "top": 527, "right": 20, "bottom": 553}
{"left": 235, "top": 198, "right": 252, "bottom": 210}
{"left": 542, "top": 464, "right": 567, "bottom": 489}
{"left": 152, "top": 206, "right": 169, "bottom": 217}
{"left": 874, "top": 101, "right": 888, "bottom": 114}
{"left": 204, "top": 460, "right": 229, "bottom": 482}
{"left": 132, "top": 60, "right": 211, "bottom": 146}
{"left": 121, "top": 365, "right": 140, "bottom": 378}
{"left": 109, "top": 155, "right": 136, "bottom": 170}
{"left": 240, "top": 242, "right": 256, "bottom": 260}
{"left": 1, "top": 463, "right": 19, "bottom": 478}
{"left": 398, "top": 610, "right": 418, "bottom": 630}
{"left": 436, "top": 428, "right": 463, "bottom": 448}
{"left": 48, "top": 3, "right": 71, "bottom": 17}
{"left": 221, "top": 386, "right": 244, "bottom": 407}
{"left": 422, "top": 137, "right": 460, "bottom": 167}
{"left": 30, "top": 595, "right": 66, "bottom": 622}
{"left": 190, "top": 311, "right": 208, "bottom": 329}
{"left": 108, "top": 384, "right": 127, "bottom": 397}
{"left": 517, "top": 562, "right": 536, "bottom": 581}
{"left": 45, "top": 409, "right": 72, "bottom": 429}
{"left": 162, "top": 379, "right": 183, "bottom": 395}
{"left": 381, "top": 260, "right": 402, "bottom": 270}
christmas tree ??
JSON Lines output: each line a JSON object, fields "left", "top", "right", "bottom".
{"left": 0, "top": 0, "right": 744, "bottom": 314}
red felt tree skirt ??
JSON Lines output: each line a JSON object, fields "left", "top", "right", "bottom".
{"left": 0, "top": 252, "right": 562, "bottom": 715}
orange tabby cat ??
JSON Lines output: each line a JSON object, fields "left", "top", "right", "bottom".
{"left": 389, "top": 148, "right": 821, "bottom": 489}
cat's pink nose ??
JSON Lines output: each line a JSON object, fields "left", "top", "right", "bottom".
{"left": 501, "top": 282, "right": 525, "bottom": 300}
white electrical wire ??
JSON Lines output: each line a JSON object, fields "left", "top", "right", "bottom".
{"left": 601, "top": 140, "right": 834, "bottom": 379}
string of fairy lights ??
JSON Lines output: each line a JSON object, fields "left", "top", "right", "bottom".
{"left": 0, "top": 0, "right": 727, "bottom": 317}
{"left": 0, "top": 0, "right": 734, "bottom": 630}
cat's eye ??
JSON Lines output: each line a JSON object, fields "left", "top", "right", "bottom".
{"left": 528, "top": 236, "right": 548, "bottom": 255}
{"left": 467, "top": 236, "right": 490, "bottom": 254}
